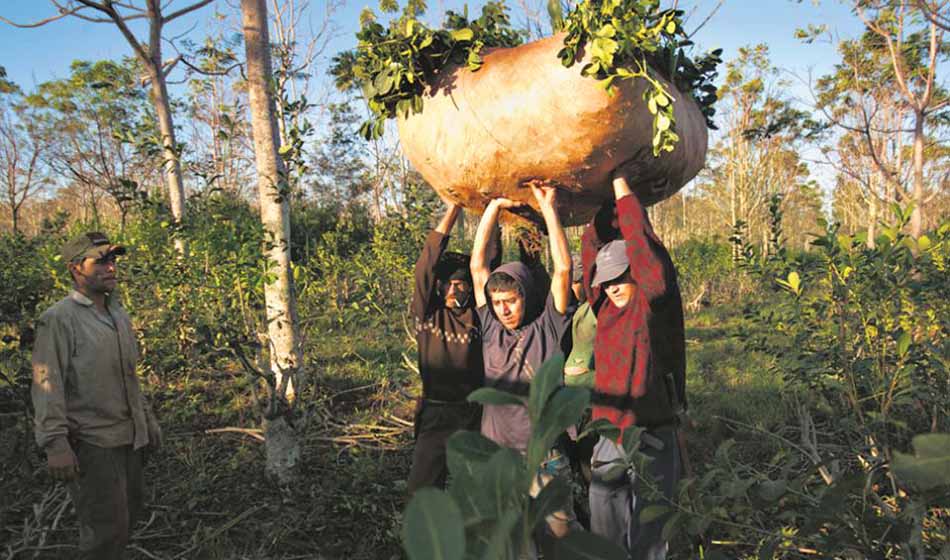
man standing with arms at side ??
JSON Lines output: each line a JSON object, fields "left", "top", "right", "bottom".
{"left": 581, "top": 170, "right": 687, "bottom": 560}
{"left": 408, "top": 203, "right": 498, "bottom": 494}
{"left": 32, "top": 232, "right": 161, "bottom": 560}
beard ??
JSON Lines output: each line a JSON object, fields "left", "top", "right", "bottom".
{"left": 447, "top": 292, "right": 471, "bottom": 309}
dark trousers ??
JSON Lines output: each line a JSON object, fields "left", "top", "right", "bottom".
{"left": 407, "top": 400, "right": 480, "bottom": 495}
{"left": 589, "top": 428, "right": 680, "bottom": 560}
{"left": 67, "top": 442, "right": 144, "bottom": 560}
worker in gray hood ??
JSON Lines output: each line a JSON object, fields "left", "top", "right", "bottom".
{"left": 470, "top": 183, "right": 575, "bottom": 453}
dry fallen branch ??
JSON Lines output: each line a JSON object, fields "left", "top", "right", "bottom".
{"left": 169, "top": 504, "right": 264, "bottom": 560}
{"left": 329, "top": 381, "right": 382, "bottom": 400}
{"left": 383, "top": 413, "right": 413, "bottom": 428}
{"left": 129, "top": 544, "right": 164, "bottom": 560}
{"left": 3, "top": 486, "right": 73, "bottom": 560}
{"left": 204, "top": 427, "right": 265, "bottom": 442}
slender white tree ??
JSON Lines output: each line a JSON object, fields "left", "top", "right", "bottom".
{"left": 240, "top": 0, "right": 304, "bottom": 483}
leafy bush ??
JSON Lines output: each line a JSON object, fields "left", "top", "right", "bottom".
{"left": 0, "top": 233, "right": 56, "bottom": 331}
{"left": 115, "top": 192, "right": 266, "bottom": 377}
{"left": 672, "top": 206, "right": 950, "bottom": 559}
{"left": 669, "top": 237, "right": 737, "bottom": 310}
{"left": 297, "top": 183, "right": 436, "bottom": 330}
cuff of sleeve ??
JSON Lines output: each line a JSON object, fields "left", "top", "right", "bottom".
{"left": 44, "top": 436, "right": 73, "bottom": 457}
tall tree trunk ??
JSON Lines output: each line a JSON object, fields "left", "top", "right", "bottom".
{"left": 867, "top": 182, "right": 878, "bottom": 249}
{"left": 910, "top": 110, "right": 925, "bottom": 238}
{"left": 141, "top": 1, "right": 187, "bottom": 250}
{"left": 241, "top": 0, "right": 304, "bottom": 484}
{"left": 148, "top": 70, "right": 186, "bottom": 231}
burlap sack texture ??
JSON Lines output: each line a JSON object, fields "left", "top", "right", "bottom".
{"left": 397, "top": 32, "right": 708, "bottom": 227}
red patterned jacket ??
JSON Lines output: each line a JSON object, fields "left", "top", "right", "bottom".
{"left": 581, "top": 194, "right": 687, "bottom": 437}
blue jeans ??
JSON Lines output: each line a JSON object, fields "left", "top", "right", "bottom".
{"left": 589, "top": 428, "right": 680, "bottom": 560}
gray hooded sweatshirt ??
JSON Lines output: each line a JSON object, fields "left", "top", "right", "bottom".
{"left": 477, "top": 262, "right": 574, "bottom": 451}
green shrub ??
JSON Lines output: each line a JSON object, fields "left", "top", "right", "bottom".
{"left": 676, "top": 206, "right": 950, "bottom": 559}
{"left": 670, "top": 237, "right": 738, "bottom": 309}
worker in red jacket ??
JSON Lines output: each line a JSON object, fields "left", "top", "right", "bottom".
{"left": 581, "top": 169, "right": 687, "bottom": 560}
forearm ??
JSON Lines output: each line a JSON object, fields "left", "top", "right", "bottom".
{"left": 541, "top": 205, "right": 571, "bottom": 276}
{"left": 472, "top": 202, "right": 502, "bottom": 272}
{"left": 613, "top": 173, "right": 634, "bottom": 200}
{"left": 32, "top": 347, "right": 70, "bottom": 454}
{"left": 434, "top": 203, "right": 461, "bottom": 235}
{"left": 413, "top": 231, "right": 449, "bottom": 316}
{"left": 472, "top": 201, "right": 503, "bottom": 306}
{"left": 540, "top": 204, "right": 572, "bottom": 312}
{"left": 616, "top": 192, "right": 668, "bottom": 302}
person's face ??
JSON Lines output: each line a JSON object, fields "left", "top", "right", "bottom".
{"left": 442, "top": 279, "right": 471, "bottom": 308}
{"left": 603, "top": 275, "right": 634, "bottom": 309}
{"left": 70, "top": 253, "right": 118, "bottom": 294}
{"left": 490, "top": 289, "right": 525, "bottom": 330}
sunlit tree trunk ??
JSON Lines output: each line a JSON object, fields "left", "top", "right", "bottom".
{"left": 241, "top": 0, "right": 304, "bottom": 484}
{"left": 910, "top": 110, "right": 926, "bottom": 237}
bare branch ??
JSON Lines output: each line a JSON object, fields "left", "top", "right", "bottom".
{"left": 915, "top": 0, "right": 950, "bottom": 32}
{"left": 163, "top": 0, "right": 216, "bottom": 23}
{"left": 0, "top": 5, "right": 89, "bottom": 28}
{"left": 69, "top": 0, "right": 153, "bottom": 64}
{"left": 180, "top": 55, "right": 244, "bottom": 77}
{"left": 687, "top": 0, "right": 724, "bottom": 40}
{"left": 162, "top": 55, "right": 183, "bottom": 78}
{"left": 164, "top": 36, "right": 244, "bottom": 77}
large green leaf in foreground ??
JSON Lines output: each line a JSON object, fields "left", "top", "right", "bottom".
{"left": 891, "top": 433, "right": 950, "bottom": 491}
{"left": 403, "top": 488, "right": 466, "bottom": 560}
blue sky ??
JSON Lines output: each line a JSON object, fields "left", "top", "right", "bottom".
{"left": 0, "top": 0, "right": 866, "bottom": 196}
{"left": 1, "top": 0, "right": 865, "bottom": 94}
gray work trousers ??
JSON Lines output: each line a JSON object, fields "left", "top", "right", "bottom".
{"left": 589, "top": 428, "right": 680, "bottom": 560}
{"left": 67, "top": 442, "right": 144, "bottom": 560}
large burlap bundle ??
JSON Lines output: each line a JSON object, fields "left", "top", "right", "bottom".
{"left": 397, "top": 32, "right": 708, "bottom": 226}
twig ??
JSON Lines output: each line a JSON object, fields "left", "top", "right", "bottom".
{"left": 130, "top": 544, "right": 165, "bottom": 560}
{"left": 346, "top": 423, "right": 405, "bottom": 432}
{"left": 383, "top": 413, "right": 414, "bottom": 428}
{"left": 32, "top": 486, "right": 70, "bottom": 559}
{"left": 204, "top": 427, "right": 264, "bottom": 442}
{"left": 169, "top": 505, "right": 265, "bottom": 560}
{"left": 330, "top": 381, "right": 382, "bottom": 400}
{"left": 686, "top": 0, "right": 724, "bottom": 39}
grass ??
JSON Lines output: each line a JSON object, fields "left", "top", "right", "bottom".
{"left": 0, "top": 304, "right": 790, "bottom": 559}
{"left": 683, "top": 306, "right": 795, "bottom": 469}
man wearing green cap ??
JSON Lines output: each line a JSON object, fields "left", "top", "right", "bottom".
{"left": 31, "top": 232, "right": 161, "bottom": 560}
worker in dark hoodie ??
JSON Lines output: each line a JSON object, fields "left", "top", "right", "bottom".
{"left": 408, "top": 202, "right": 499, "bottom": 494}
{"left": 470, "top": 182, "right": 576, "bottom": 543}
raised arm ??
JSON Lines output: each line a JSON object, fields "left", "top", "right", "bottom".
{"left": 412, "top": 204, "right": 461, "bottom": 317}
{"left": 472, "top": 198, "right": 521, "bottom": 308}
{"left": 612, "top": 173, "right": 669, "bottom": 303}
{"left": 435, "top": 203, "right": 461, "bottom": 235}
{"left": 530, "top": 183, "right": 572, "bottom": 314}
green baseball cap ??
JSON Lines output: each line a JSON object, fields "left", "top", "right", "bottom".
{"left": 62, "top": 232, "right": 127, "bottom": 264}
{"left": 564, "top": 302, "right": 596, "bottom": 387}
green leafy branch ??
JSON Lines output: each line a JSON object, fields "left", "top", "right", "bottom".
{"left": 330, "top": 1, "right": 524, "bottom": 140}
{"left": 557, "top": 0, "right": 721, "bottom": 155}
{"left": 332, "top": 0, "right": 722, "bottom": 155}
